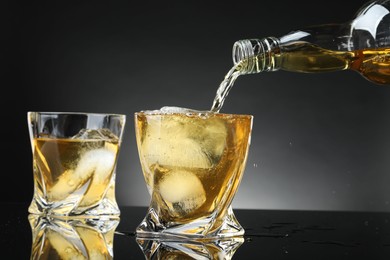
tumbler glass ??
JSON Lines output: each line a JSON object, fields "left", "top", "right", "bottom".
{"left": 134, "top": 109, "right": 252, "bottom": 239}
{"left": 27, "top": 111, "right": 126, "bottom": 218}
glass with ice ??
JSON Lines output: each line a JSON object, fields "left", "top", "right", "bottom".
{"left": 135, "top": 107, "right": 253, "bottom": 239}
{"left": 27, "top": 112, "right": 126, "bottom": 217}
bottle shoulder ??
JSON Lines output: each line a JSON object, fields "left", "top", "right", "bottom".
{"left": 277, "top": 0, "right": 390, "bottom": 51}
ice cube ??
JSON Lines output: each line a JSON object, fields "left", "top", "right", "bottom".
{"left": 141, "top": 113, "right": 227, "bottom": 168}
{"left": 141, "top": 118, "right": 212, "bottom": 168}
{"left": 74, "top": 148, "right": 115, "bottom": 182}
{"left": 159, "top": 170, "right": 206, "bottom": 214}
{"left": 159, "top": 107, "right": 228, "bottom": 158}
{"left": 48, "top": 148, "right": 116, "bottom": 204}
{"left": 72, "top": 129, "right": 119, "bottom": 142}
{"left": 143, "top": 106, "right": 211, "bottom": 115}
{"left": 186, "top": 117, "right": 227, "bottom": 162}
{"left": 160, "top": 106, "right": 209, "bottom": 114}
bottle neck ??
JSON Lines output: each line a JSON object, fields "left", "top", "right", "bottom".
{"left": 232, "top": 37, "right": 280, "bottom": 74}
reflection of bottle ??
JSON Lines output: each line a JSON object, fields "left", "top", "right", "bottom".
{"left": 232, "top": 0, "right": 390, "bottom": 85}
{"left": 28, "top": 214, "right": 118, "bottom": 259}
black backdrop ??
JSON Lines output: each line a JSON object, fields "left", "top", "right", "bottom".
{"left": 5, "top": 0, "right": 390, "bottom": 212}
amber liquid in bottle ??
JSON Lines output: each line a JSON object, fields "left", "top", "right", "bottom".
{"left": 269, "top": 42, "right": 390, "bottom": 85}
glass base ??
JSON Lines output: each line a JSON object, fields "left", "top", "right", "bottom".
{"left": 28, "top": 197, "right": 120, "bottom": 219}
{"left": 136, "top": 206, "right": 244, "bottom": 239}
{"left": 136, "top": 236, "right": 244, "bottom": 259}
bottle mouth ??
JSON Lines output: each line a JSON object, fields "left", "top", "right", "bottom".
{"left": 232, "top": 37, "right": 280, "bottom": 73}
{"left": 232, "top": 39, "right": 254, "bottom": 65}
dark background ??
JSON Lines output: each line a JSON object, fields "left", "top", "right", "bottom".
{"left": 4, "top": 0, "right": 390, "bottom": 212}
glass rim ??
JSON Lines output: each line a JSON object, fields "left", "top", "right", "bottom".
{"left": 28, "top": 111, "right": 126, "bottom": 117}
{"left": 134, "top": 111, "right": 253, "bottom": 119}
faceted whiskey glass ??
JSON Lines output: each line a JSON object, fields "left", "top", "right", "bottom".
{"left": 27, "top": 111, "right": 126, "bottom": 218}
{"left": 134, "top": 110, "right": 253, "bottom": 239}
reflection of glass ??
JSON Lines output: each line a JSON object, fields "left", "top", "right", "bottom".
{"left": 27, "top": 112, "right": 126, "bottom": 217}
{"left": 28, "top": 214, "right": 119, "bottom": 259}
{"left": 135, "top": 110, "right": 253, "bottom": 238}
{"left": 136, "top": 237, "right": 244, "bottom": 260}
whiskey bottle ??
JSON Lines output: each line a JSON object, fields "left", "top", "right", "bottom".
{"left": 232, "top": 0, "right": 390, "bottom": 85}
